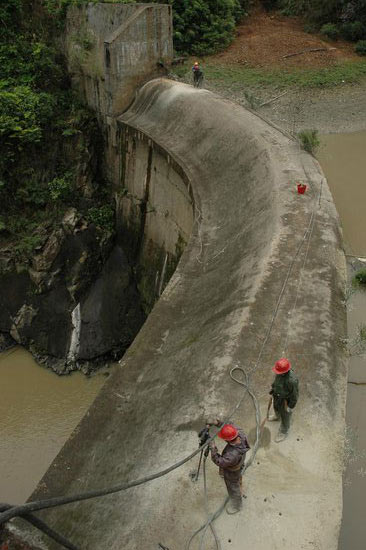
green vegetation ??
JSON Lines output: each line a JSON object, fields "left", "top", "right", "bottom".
{"left": 87, "top": 205, "right": 115, "bottom": 232}
{"left": 320, "top": 23, "right": 340, "bottom": 40}
{"left": 353, "top": 268, "right": 366, "bottom": 285}
{"left": 0, "top": 0, "right": 114, "bottom": 263}
{"left": 175, "top": 59, "right": 366, "bottom": 88}
{"left": 166, "top": 0, "right": 250, "bottom": 55}
{"left": 297, "top": 129, "right": 320, "bottom": 154}
{"left": 355, "top": 39, "right": 366, "bottom": 55}
{"left": 277, "top": 1, "right": 366, "bottom": 43}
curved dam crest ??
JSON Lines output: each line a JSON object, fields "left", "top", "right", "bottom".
{"left": 16, "top": 80, "right": 347, "bottom": 550}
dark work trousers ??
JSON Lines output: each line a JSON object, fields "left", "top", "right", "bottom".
{"left": 223, "top": 469, "right": 242, "bottom": 510}
{"left": 273, "top": 397, "right": 291, "bottom": 434}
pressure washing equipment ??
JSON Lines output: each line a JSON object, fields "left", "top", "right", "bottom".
{"left": 194, "top": 426, "right": 211, "bottom": 482}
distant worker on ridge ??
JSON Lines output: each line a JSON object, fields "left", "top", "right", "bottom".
{"left": 192, "top": 61, "right": 203, "bottom": 88}
{"left": 268, "top": 357, "right": 299, "bottom": 443}
{"left": 207, "top": 419, "right": 250, "bottom": 514}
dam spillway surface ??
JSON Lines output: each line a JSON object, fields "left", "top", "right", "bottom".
{"left": 15, "top": 79, "right": 347, "bottom": 550}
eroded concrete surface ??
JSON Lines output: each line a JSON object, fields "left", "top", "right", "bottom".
{"left": 15, "top": 80, "right": 347, "bottom": 550}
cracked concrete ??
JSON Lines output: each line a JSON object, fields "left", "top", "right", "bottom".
{"left": 14, "top": 79, "right": 347, "bottom": 550}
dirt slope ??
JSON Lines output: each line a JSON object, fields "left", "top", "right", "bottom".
{"left": 212, "top": 6, "right": 359, "bottom": 68}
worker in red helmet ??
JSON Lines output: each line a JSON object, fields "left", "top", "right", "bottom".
{"left": 192, "top": 61, "right": 203, "bottom": 87}
{"left": 269, "top": 358, "right": 299, "bottom": 442}
{"left": 207, "top": 419, "right": 250, "bottom": 513}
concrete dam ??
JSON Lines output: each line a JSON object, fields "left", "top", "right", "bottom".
{"left": 9, "top": 78, "right": 347, "bottom": 550}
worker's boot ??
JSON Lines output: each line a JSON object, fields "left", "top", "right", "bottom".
{"left": 275, "top": 430, "right": 288, "bottom": 443}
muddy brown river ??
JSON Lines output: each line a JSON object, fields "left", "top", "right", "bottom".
{"left": 318, "top": 131, "right": 366, "bottom": 550}
{"left": 0, "top": 347, "right": 107, "bottom": 504}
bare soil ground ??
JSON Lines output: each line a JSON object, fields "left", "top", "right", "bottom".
{"left": 200, "top": 6, "right": 366, "bottom": 134}
{"left": 212, "top": 6, "right": 359, "bottom": 69}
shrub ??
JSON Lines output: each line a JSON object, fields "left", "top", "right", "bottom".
{"left": 48, "top": 173, "right": 74, "bottom": 202}
{"left": 14, "top": 234, "right": 43, "bottom": 258}
{"left": 354, "top": 268, "right": 366, "bottom": 285}
{"left": 355, "top": 40, "right": 366, "bottom": 56}
{"left": 166, "top": 0, "right": 249, "bottom": 55}
{"left": 298, "top": 129, "right": 320, "bottom": 154}
{"left": 0, "top": 87, "right": 55, "bottom": 146}
{"left": 16, "top": 178, "right": 50, "bottom": 206}
{"left": 87, "top": 205, "right": 114, "bottom": 232}
{"left": 279, "top": 0, "right": 308, "bottom": 17}
{"left": 320, "top": 23, "right": 340, "bottom": 40}
{"left": 341, "top": 21, "right": 366, "bottom": 42}
{"left": 303, "top": 22, "right": 319, "bottom": 34}
{"left": 262, "top": 0, "right": 278, "bottom": 11}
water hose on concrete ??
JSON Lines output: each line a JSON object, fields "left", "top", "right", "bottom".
{"left": 0, "top": 504, "right": 79, "bottom": 550}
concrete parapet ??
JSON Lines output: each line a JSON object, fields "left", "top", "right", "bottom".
{"left": 17, "top": 80, "right": 347, "bottom": 550}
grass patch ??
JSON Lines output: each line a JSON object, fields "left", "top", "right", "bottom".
{"left": 174, "top": 60, "right": 366, "bottom": 89}
{"left": 353, "top": 268, "right": 366, "bottom": 286}
{"left": 298, "top": 129, "right": 320, "bottom": 154}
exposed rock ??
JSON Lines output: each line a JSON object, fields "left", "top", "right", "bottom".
{"left": 0, "top": 213, "right": 145, "bottom": 373}
{"left": 61, "top": 207, "right": 80, "bottom": 234}
{"left": 32, "top": 228, "right": 64, "bottom": 272}
{"left": 10, "top": 304, "right": 38, "bottom": 343}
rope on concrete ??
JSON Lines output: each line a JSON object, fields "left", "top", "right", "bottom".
{"left": 281, "top": 178, "right": 324, "bottom": 355}
{"left": 187, "top": 174, "right": 324, "bottom": 548}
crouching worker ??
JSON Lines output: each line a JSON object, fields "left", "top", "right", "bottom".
{"left": 269, "top": 357, "right": 299, "bottom": 443}
{"left": 208, "top": 421, "right": 250, "bottom": 514}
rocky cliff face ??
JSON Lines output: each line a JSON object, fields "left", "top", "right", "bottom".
{"left": 0, "top": 208, "right": 145, "bottom": 374}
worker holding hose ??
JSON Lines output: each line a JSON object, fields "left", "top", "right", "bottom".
{"left": 268, "top": 357, "right": 299, "bottom": 442}
{"left": 207, "top": 420, "right": 250, "bottom": 514}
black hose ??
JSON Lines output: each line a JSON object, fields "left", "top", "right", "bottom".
{"left": 0, "top": 504, "right": 79, "bottom": 550}
{"left": 0, "top": 437, "right": 217, "bottom": 526}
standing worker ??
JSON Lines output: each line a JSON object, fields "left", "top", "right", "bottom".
{"left": 269, "top": 358, "right": 299, "bottom": 442}
{"left": 192, "top": 61, "right": 203, "bottom": 88}
{"left": 207, "top": 420, "right": 250, "bottom": 514}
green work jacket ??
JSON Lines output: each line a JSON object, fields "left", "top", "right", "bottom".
{"left": 270, "top": 369, "right": 299, "bottom": 409}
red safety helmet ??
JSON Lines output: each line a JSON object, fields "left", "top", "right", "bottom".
{"left": 272, "top": 357, "right": 291, "bottom": 375}
{"left": 218, "top": 424, "right": 238, "bottom": 441}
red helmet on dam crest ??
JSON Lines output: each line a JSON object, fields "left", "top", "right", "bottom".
{"left": 272, "top": 357, "right": 291, "bottom": 374}
{"left": 218, "top": 424, "right": 238, "bottom": 441}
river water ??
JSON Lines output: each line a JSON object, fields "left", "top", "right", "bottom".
{"left": 0, "top": 347, "right": 107, "bottom": 504}
{"left": 318, "top": 131, "right": 366, "bottom": 550}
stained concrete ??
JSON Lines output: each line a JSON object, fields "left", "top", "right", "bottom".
{"left": 15, "top": 80, "right": 347, "bottom": 549}
{"left": 66, "top": 3, "right": 173, "bottom": 118}
{"left": 116, "top": 128, "right": 194, "bottom": 311}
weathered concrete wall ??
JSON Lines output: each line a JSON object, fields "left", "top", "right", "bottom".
{"left": 16, "top": 80, "right": 347, "bottom": 550}
{"left": 115, "top": 128, "right": 194, "bottom": 310}
{"left": 66, "top": 3, "right": 173, "bottom": 118}
{"left": 65, "top": 2, "right": 173, "bottom": 195}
